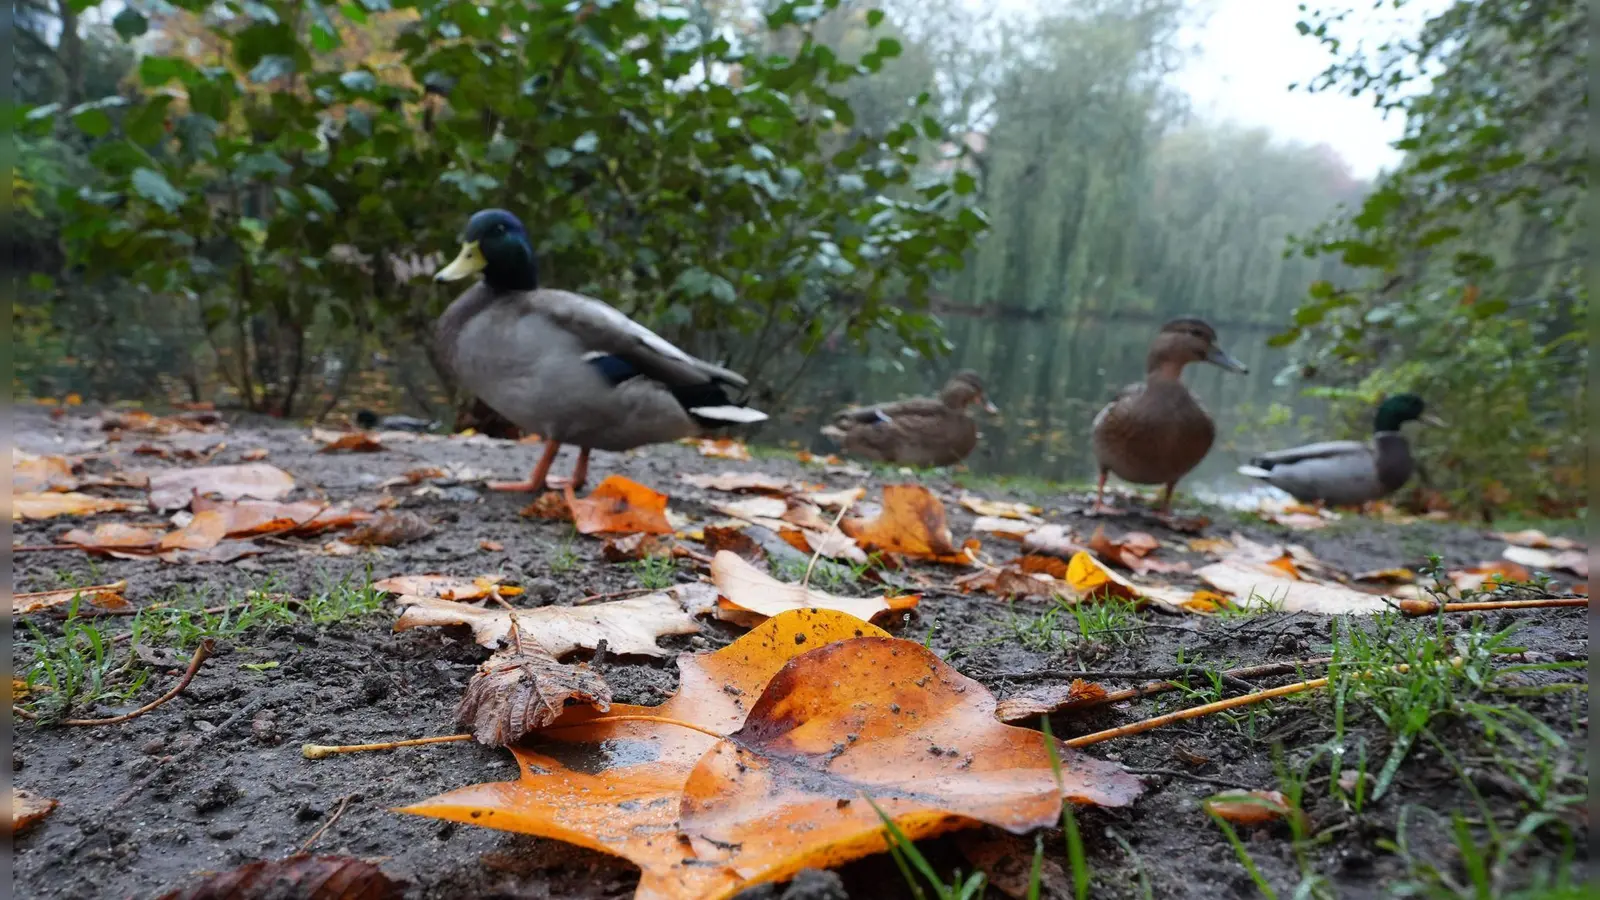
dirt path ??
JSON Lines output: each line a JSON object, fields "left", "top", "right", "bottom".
{"left": 11, "top": 408, "right": 1587, "bottom": 899}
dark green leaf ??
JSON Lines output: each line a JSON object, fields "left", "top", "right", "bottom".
{"left": 113, "top": 8, "right": 149, "bottom": 39}
{"left": 131, "top": 168, "right": 185, "bottom": 213}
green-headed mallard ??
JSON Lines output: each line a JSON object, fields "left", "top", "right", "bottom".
{"left": 1091, "top": 317, "right": 1247, "bottom": 515}
{"left": 1238, "top": 393, "right": 1441, "bottom": 506}
{"left": 433, "top": 209, "right": 766, "bottom": 491}
{"left": 819, "top": 371, "right": 997, "bottom": 467}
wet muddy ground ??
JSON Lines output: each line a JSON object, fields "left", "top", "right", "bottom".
{"left": 11, "top": 408, "right": 1588, "bottom": 899}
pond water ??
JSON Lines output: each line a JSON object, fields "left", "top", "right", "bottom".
{"left": 754, "top": 312, "right": 1328, "bottom": 506}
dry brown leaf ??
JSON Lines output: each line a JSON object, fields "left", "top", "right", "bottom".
{"left": 190, "top": 497, "right": 372, "bottom": 537}
{"left": 401, "top": 609, "right": 1141, "bottom": 900}
{"left": 1063, "top": 553, "right": 1219, "bottom": 614}
{"left": 394, "top": 591, "right": 700, "bottom": 656}
{"left": 238, "top": 448, "right": 270, "bottom": 461}
{"left": 711, "top": 495, "right": 789, "bottom": 524}
{"left": 1354, "top": 568, "right": 1417, "bottom": 584}
{"left": 479, "top": 540, "right": 505, "bottom": 552}
{"left": 701, "top": 526, "right": 767, "bottom": 564}
{"left": 565, "top": 476, "right": 673, "bottom": 535}
{"left": 953, "top": 563, "right": 1066, "bottom": 600}
{"left": 152, "top": 854, "right": 403, "bottom": 900}
{"left": 13, "top": 580, "right": 132, "bottom": 616}
{"left": 994, "top": 679, "right": 1111, "bottom": 724}
{"left": 13, "top": 451, "right": 77, "bottom": 493}
{"left": 519, "top": 491, "right": 572, "bottom": 520}
{"left": 957, "top": 494, "right": 1043, "bottom": 521}
{"left": 679, "top": 472, "right": 807, "bottom": 495}
{"left": 157, "top": 508, "right": 229, "bottom": 551}
{"left": 1255, "top": 501, "right": 1338, "bottom": 530}
{"left": 803, "top": 486, "right": 867, "bottom": 509}
{"left": 1197, "top": 560, "right": 1393, "bottom": 614}
{"left": 795, "top": 450, "right": 843, "bottom": 465}
{"left": 1494, "top": 529, "right": 1584, "bottom": 551}
{"left": 157, "top": 541, "right": 272, "bottom": 565}
{"left": 971, "top": 517, "right": 1038, "bottom": 541}
{"left": 1020, "top": 524, "right": 1090, "bottom": 559}
{"left": 62, "top": 523, "right": 166, "bottom": 555}
{"left": 955, "top": 830, "right": 1070, "bottom": 899}
{"left": 693, "top": 438, "right": 752, "bottom": 461}
{"left": 11, "top": 789, "right": 58, "bottom": 835}
{"left": 1448, "top": 560, "right": 1536, "bottom": 592}
{"left": 371, "top": 574, "right": 523, "bottom": 601}
{"left": 1501, "top": 545, "right": 1588, "bottom": 577}
{"left": 709, "top": 550, "right": 917, "bottom": 625}
{"left": 13, "top": 492, "right": 144, "bottom": 520}
{"left": 1187, "top": 536, "right": 1235, "bottom": 555}
{"left": 1204, "top": 790, "right": 1297, "bottom": 826}
{"left": 344, "top": 511, "right": 434, "bottom": 547}
{"left": 779, "top": 527, "right": 869, "bottom": 565}
{"left": 842, "top": 484, "right": 979, "bottom": 565}
{"left": 148, "top": 463, "right": 295, "bottom": 510}
{"left": 319, "top": 431, "right": 386, "bottom": 453}
{"left": 601, "top": 533, "right": 672, "bottom": 562}
{"left": 457, "top": 650, "right": 612, "bottom": 747}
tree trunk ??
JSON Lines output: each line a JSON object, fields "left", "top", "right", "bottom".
{"left": 56, "top": 0, "right": 84, "bottom": 108}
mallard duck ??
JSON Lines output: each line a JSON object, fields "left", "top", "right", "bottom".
{"left": 433, "top": 209, "right": 766, "bottom": 491}
{"left": 1238, "top": 393, "right": 1442, "bottom": 506}
{"left": 819, "top": 371, "right": 997, "bottom": 467}
{"left": 1090, "top": 317, "right": 1247, "bottom": 515}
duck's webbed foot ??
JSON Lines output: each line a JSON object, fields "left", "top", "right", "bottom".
{"left": 489, "top": 440, "right": 561, "bottom": 493}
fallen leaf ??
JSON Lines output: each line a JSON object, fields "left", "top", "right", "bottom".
{"left": 957, "top": 494, "right": 1043, "bottom": 521}
{"left": 1449, "top": 560, "right": 1536, "bottom": 591}
{"left": 711, "top": 495, "right": 790, "bottom": 523}
{"left": 803, "top": 486, "right": 867, "bottom": 509}
{"left": 1020, "top": 524, "right": 1090, "bottom": 559}
{"left": 709, "top": 550, "right": 917, "bottom": 625}
{"left": 191, "top": 497, "right": 372, "bottom": 537}
{"left": 1501, "top": 545, "right": 1588, "bottom": 578}
{"left": 344, "top": 511, "right": 434, "bottom": 547}
{"left": 1064, "top": 552, "right": 1138, "bottom": 601}
{"left": 458, "top": 650, "right": 612, "bottom": 747}
{"left": 157, "top": 541, "right": 272, "bottom": 565}
{"left": 693, "top": 438, "right": 752, "bottom": 461}
{"left": 379, "top": 467, "right": 448, "bottom": 489}
{"left": 13, "top": 492, "right": 144, "bottom": 520}
{"left": 319, "top": 431, "right": 386, "bottom": 453}
{"left": 371, "top": 574, "right": 524, "bottom": 601}
{"left": 157, "top": 508, "right": 229, "bottom": 551}
{"left": 971, "top": 517, "right": 1038, "bottom": 541}
{"left": 152, "top": 854, "right": 403, "bottom": 900}
{"left": 148, "top": 463, "right": 296, "bottom": 510}
{"left": 11, "top": 789, "right": 58, "bottom": 835}
{"left": 1571, "top": 583, "right": 1587, "bottom": 596}
{"left": 519, "top": 491, "right": 572, "bottom": 520}
{"left": 565, "top": 476, "right": 673, "bottom": 536}
{"left": 13, "top": 580, "right": 132, "bottom": 615}
{"left": 1495, "top": 529, "right": 1584, "bottom": 551}
{"left": 953, "top": 563, "right": 1067, "bottom": 600}
{"left": 62, "top": 523, "right": 166, "bottom": 555}
{"left": 956, "top": 830, "right": 1070, "bottom": 899}
{"left": 701, "top": 526, "right": 767, "bottom": 564}
{"left": 1197, "top": 560, "right": 1393, "bottom": 614}
{"left": 239, "top": 448, "right": 270, "bottom": 461}
{"left": 995, "top": 679, "right": 1109, "bottom": 723}
{"left": 795, "top": 451, "right": 843, "bottom": 466}
{"left": 323, "top": 539, "right": 360, "bottom": 557}
{"left": 1204, "top": 790, "right": 1297, "bottom": 826}
{"left": 778, "top": 527, "right": 869, "bottom": 565}
{"left": 842, "top": 484, "right": 979, "bottom": 565}
{"left": 679, "top": 472, "right": 807, "bottom": 495}
{"left": 13, "top": 451, "right": 77, "bottom": 493}
{"left": 1186, "top": 536, "right": 1235, "bottom": 555}
{"left": 394, "top": 592, "right": 700, "bottom": 656}
{"left": 1353, "top": 568, "right": 1417, "bottom": 584}
{"left": 479, "top": 540, "right": 505, "bottom": 552}
{"left": 601, "top": 533, "right": 672, "bottom": 562}
{"left": 400, "top": 609, "right": 1141, "bottom": 900}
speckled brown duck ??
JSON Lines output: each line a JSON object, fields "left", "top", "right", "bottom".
{"left": 820, "top": 371, "right": 998, "bottom": 467}
{"left": 1090, "top": 318, "right": 1247, "bottom": 515}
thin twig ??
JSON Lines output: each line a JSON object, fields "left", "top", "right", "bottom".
{"left": 1065, "top": 675, "right": 1333, "bottom": 748}
{"left": 17, "top": 640, "right": 215, "bottom": 727}
{"left": 1399, "top": 597, "right": 1587, "bottom": 616}
{"left": 298, "top": 794, "right": 354, "bottom": 853}
{"left": 574, "top": 586, "right": 664, "bottom": 605}
{"left": 801, "top": 488, "right": 858, "bottom": 589}
{"left": 485, "top": 587, "right": 523, "bottom": 655}
{"left": 303, "top": 734, "right": 473, "bottom": 759}
{"left": 1090, "top": 658, "right": 1336, "bottom": 707}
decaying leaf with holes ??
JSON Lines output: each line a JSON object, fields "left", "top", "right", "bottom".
{"left": 708, "top": 551, "right": 917, "bottom": 626}
{"left": 564, "top": 476, "right": 673, "bottom": 535}
{"left": 11, "top": 789, "right": 58, "bottom": 835}
{"left": 152, "top": 854, "right": 403, "bottom": 900}
{"left": 458, "top": 650, "right": 612, "bottom": 747}
{"left": 841, "top": 484, "right": 980, "bottom": 565}
{"left": 394, "top": 592, "right": 699, "bottom": 656}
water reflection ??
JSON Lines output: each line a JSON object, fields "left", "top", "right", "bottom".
{"left": 758, "top": 314, "right": 1326, "bottom": 500}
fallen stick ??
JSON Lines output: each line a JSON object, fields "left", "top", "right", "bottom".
{"left": 303, "top": 734, "right": 472, "bottom": 759}
{"left": 298, "top": 794, "right": 354, "bottom": 853}
{"left": 1093, "top": 657, "right": 1335, "bottom": 707}
{"left": 1398, "top": 597, "right": 1587, "bottom": 616}
{"left": 13, "top": 640, "right": 214, "bottom": 727}
{"left": 1064, "top": 675, "right": 1333, "bottom": 748}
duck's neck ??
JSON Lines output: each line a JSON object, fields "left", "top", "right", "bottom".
{"left": 484, "top": 241, "right": 539, "bottom": 292}
{"left": 1145, "top": 359, "right": 1188, "bottom": 382}
{"left": 1372, "top": 431, "right": 1414, "bottom": 490}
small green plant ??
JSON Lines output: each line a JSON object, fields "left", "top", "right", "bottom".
{"left": 631, "top": 556, "right": 679, "bottom": 590}
{"left": 1066, "top": 597, "right": 1143, "bottom": 648}
{"left": 300, "top": 573, "right": 385, "bottom": 625}
{"left": 548, "top": 534, "right": 581, "bottom": 574}
{"left": 868, "top": 797, "right": 988, "bottom": 900}
{"left": 22, "top": 599, "right": 148, "bottom": 721}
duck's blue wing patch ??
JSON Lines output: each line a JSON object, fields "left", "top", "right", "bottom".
{"left": 584, "top": 353, "right": 641, "bottom": 387}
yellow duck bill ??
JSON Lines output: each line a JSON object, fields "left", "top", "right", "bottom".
{"left": 435, "top": 241, "right": 486, "bottom": 282}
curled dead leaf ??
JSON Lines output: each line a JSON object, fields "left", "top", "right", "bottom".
{"left": 842, "top": 484, "right": 979, "bottom": 565}
{"left": 479, "top": 540, "right": 505, "bottom": 552}
{"left": 157, "top": 508, "right": 230, "bottom": 552}
{"left": 371, "top": 574, "right": 523, "bottom": 601}
{"left": 238, "top": 448, "right": 269, "bottom": 461}
{"left": 458, "top": 650, "right": 612, "bottom": 747}
{"left": 701, "top": 526, "right": 767, "bottom": 564}
{"left": 152, "top": 854, "right": 403, "bottom": 900}
{"left": 148, "top": 463, "right": 295, "bottom": 510}
{"left": 602, "top": 533, "right": 672, "bottom": 562}
{"left": 709, "top": 550, "right": 917, "bottom": 625}
{"left": 565, "top": 476, "right": 673, "bottom": 535}
{"left": 1449, "top": 560, "right": 1535, "bottom": 592}
{"left": 345, "top": 511, "right": 434, "bottom": 547}
{"left": 1204, "top": 790, "right": 1297, "bottom": 827}
{"left": 13, "top": 580, "right": 131, "bottom": 616}
{"left": 971, "top": 517, "right": 1038, "bottom": 541}
{"left": 319, "top": 431, "right": 386, "bottom": 453}
{"left": 11, "top": 789, "right": 58, "bottom": 835}
{"left": 994, "top": 679, "right": 1110, "bottom": 723}
{"left": 957, "top": 494, "right": 1043, "bottom": 521}
{"left": 953, "top": 563, "right": 1066, "bottom": 601}
{"left": 1020, "top": 524, "right": 1090, "bottom": 559}
{"left": 1493, "top": 529, "right": 1583, "bottom": 552}
{"left": 62, "top": 523, "right": 166, "bottom": 555}
{"left": 394, "top": 591, "right": 699, "bottom": 656}
{"left": 13, "top": 492, "right": 144, "bottom": 520}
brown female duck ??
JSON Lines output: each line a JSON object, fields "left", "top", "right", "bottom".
{"left": 820, "top": 371, "right": 997, "bottom": 467}
{"left": 1090, "top": 318, "right": 1247, "bottom": 515}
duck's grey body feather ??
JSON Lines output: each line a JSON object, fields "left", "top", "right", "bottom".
{"left": 437, "top": 284, "right": 761, "bottom": 451}
{"left": 1240, "top": 432, "right": 1414, "bottom": 506}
